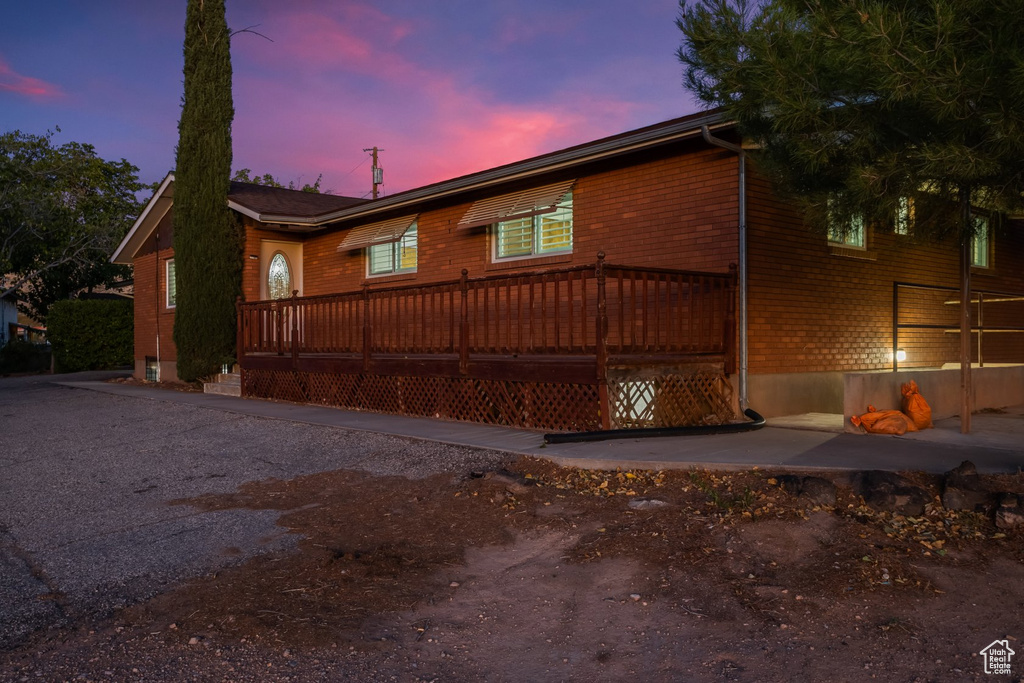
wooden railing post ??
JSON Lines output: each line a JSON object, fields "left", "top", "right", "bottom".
{"left": 290, "top": 290, "right": 300, "bottom": 369}
{"left": 596, "top": 252, "right": 611, "bottom": 430}
{"left": 235, "top": 295, "right": 245, "bottom": 369}
{"left": 276, "top": 300, "right": 284, "bottom": 356}
{"left": 362, "top": 284, "right": 371, "bottom": 372}
{"left": 459, "top": 269, "right": 469, "bottom": 375}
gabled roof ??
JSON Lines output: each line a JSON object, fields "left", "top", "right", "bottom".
{"left": 111, "top": 172, "right": 175, "bottom": 265}
{"left": 111, "top": 175, "right": 366, "bottom": 264}
{"left": 227, "top": 182, "right": 366, "bottom": 222}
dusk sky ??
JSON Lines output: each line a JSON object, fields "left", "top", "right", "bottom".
{"left": 1, "top": 1, "right": 701, "bottom": 199}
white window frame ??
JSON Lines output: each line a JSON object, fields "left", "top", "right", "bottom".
{"left": 367, "top": 222, "right": 418, "bottom": 276}
{"left": 971, "top": 215, "right": 990, "bottom": 268}
{"left": 165, "top": 258, "right": 176, "bottom": 309}
{"left": 493, "top": 192, "right": 573, "bottom": 261}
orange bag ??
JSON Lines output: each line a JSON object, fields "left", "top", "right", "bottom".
{"left": 901, "top": 380, "right": 933, "bottom": 430}
{"left": 851, "top": 409, "right": 918, "bottom": 435}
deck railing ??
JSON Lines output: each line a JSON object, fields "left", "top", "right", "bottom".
{"left": 237, "top": 253, "right": 736, "bottom": 370}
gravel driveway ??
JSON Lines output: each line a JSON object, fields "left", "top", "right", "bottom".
{"left": 0, "top": 373, "right": 508, "bottom": 651}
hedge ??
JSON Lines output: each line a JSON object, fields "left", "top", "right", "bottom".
{"left": 0, "top": 340, "right": 51, "bottom": 375}
{"left": 47, "top": 299, "right": 133, "bottom": 373}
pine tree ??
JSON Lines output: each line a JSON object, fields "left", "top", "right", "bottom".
{"left": 173, "top": 0, "right": 240, "bottom": 382}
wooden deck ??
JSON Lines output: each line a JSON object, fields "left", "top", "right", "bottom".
{"left": 237, "top": 254, "right": 737, "bottom": 431}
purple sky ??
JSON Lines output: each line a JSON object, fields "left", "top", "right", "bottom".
{"left": 1, "top": 1, "right": 700, "bottom": 198}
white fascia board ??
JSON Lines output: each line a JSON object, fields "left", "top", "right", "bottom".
{"left": 226, "top": 199, "right": 264, "bottom": 223}
{"left": 111, "top": 172, "right": 175, "bottom": 264}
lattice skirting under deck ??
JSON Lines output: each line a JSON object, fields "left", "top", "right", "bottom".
{"left": 607, "top": 370, "right": 734, "bottom": 429}
{"left": 242, "top": 369, "right": 602, "bottom": 432}
{"left": 244, "top": 367, "right": 734, "bottom": 432}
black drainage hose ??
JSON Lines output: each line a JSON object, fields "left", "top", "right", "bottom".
{"left": 543, "top": 408, "right": 766, "bottom": 444}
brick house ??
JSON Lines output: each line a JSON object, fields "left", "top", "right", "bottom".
{"left": 112, "top": 110, "right": 1024, "bottom": 431}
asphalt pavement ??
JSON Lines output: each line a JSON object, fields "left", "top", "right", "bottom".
{"left": 2, "top": 371, "right": 1021, "bottom": 652}
{"left": 61, "top": 376, "right": 1024, "bottom": 475}
{"left": 0, "top": 372, "right": 508, "bottom": 651}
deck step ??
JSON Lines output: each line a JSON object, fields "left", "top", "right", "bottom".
{"left": 203, "top": 372, "right": 241, "bottom": 396}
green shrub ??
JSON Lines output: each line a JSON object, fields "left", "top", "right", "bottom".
{"left": 46, "top": 299, "right": 133, "bottom": 373}
{"left": 0, "top": 340, "right": 51, "bottom": 375}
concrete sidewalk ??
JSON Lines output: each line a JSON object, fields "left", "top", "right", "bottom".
{"left": 60, "top": 379, "right": 1024, "bottom": 474}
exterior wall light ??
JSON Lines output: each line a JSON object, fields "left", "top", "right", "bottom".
{"left": 896, "top": 349, "right": 907, "bottom": 363}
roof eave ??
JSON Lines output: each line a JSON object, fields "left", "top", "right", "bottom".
{"left": 110, "top": 172, "right": 175, "bottom": 264}
{"left": 231, "top": 113, "right": 733, "bottom": 229}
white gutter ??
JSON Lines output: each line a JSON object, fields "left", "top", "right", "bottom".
{"left": 701, "top": 126, "right": 748, "bottom": 411}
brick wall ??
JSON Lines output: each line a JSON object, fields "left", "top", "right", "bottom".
{"left": 298, "top": 144, "right": 740, "bottom": 296}
{"left": 746, "top": 171, "right": 1024, "bottom": 375}
{"left": 132, "top": 248, "right": 177, "bottom": 372}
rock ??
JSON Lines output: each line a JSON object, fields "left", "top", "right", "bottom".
{"left": 950, "top": 460, "right": 977, "bottom": 477}
{"left": 941, "top": 460, "right": 993, "bottom": 511}
{"left": 776, "top": 475, "right": 802, "bottom": 496}
{"left": 482, "top": 470, "right": 533, "bottom": 494}
{"left": 852, "top": 470, "right": 929, "bottom": 516}
{"left": 775, "top": 475, "right": 836, "bottom": 506}
{"left": 628, "top": 498, "right": 671, "bottom": 510}
{"left": 799, "top": 477, "right": 838, "bottom": 506}
{"left": 995, "top": 493, "right": 1024, "bottom": 530}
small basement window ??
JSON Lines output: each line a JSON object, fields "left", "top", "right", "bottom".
{"left": 145, "top": 356, "right": 158, "bottom": 382}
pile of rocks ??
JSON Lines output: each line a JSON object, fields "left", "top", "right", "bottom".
{"left": 850, "top": 461, "right": 1022, "bottom": 530}
{"left": 939, "top": 460, "right": 1023, "bottom": 530}
{"left": 774, "top": 461, "right": 1022, "bottom": 530}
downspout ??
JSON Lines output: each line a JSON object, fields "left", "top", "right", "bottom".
{"left": 155, "top": 232, "right": 161, "bottom": 381}
{"left": 701, "top": 126, "right": 748, "bottom": 411}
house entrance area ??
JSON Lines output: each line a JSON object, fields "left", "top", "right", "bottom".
{"left": 236, "top": 256, "right": 737, "bottom": 432}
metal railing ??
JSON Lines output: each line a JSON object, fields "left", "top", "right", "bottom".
{"left": 892, "top": 281, "right": 1024, "bottom": 370}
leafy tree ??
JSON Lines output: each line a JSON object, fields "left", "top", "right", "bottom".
{"left": 173, "top": 0, "right": 239, "bottom": 382}
{"left": 232, "top": 167, "right": 323, "bottom": 193}
{"left": 19, "top": 259, "right": 132, "bottom": 323}
{"left": 0, "top": 130, "right": 140, "bottom": 309}
{"left": 678, "top": 0, "right": 1024, "bottom": 431}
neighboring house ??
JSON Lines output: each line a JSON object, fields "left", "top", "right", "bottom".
{"left": 0, "top": 293, "right": 16, "bottom": 346}
{"left": 112, "top": 111, "right": 1024, "bottom": 431}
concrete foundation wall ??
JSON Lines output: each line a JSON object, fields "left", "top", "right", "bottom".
{"left": 745, "top": 371, "right": 845, "bottom": 417}
{"left": 843, "top": 365, "right": 1024, "bottom": 432}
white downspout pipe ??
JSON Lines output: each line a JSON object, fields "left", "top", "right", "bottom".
{"left": 701, "top": 126, "right": 748, "bottom": 411}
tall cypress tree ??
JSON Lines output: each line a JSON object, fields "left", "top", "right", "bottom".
{"left": 173, "top": 0, "right": 240, "bottom": 382}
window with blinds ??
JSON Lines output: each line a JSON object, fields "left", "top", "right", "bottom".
{"left": 495, "top": 193, "right": 573, "bottom": 260}
{"left": 166, "top": 259, "right": 177, "bottom": 308}
{"left": 368, "top": 222, "right": 418, "bottom": 275}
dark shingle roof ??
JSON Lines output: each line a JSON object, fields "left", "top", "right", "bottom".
{"left": 227, "top": 182, "right": 366, "bottom": 219}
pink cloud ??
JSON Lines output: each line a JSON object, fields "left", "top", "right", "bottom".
{"left": 233, "top": 70, "right": 639, "bottom": 198}
{"left": 228, "top": 4, "right": 647, "bottom": 196}
{"left": 0, "top": 58, "right": 64, "bottom": 100}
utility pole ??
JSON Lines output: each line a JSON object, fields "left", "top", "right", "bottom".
{"left": 363, "top": 146, "right": 384, "bottom": 199}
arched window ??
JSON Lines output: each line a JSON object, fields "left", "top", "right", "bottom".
{"left": 267, "top": 252, "right": 292, "bottom": 299}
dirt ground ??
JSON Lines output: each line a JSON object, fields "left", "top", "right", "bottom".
{"left": 2, "top": 458, "right": 1023, "bottom": 682}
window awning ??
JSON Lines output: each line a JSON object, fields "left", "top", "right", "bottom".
{"left": 337, "top": 215, "right": 418, "bottom": 251}
{"left": 456, "top": 179, "right": 575, "bottom": 230}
